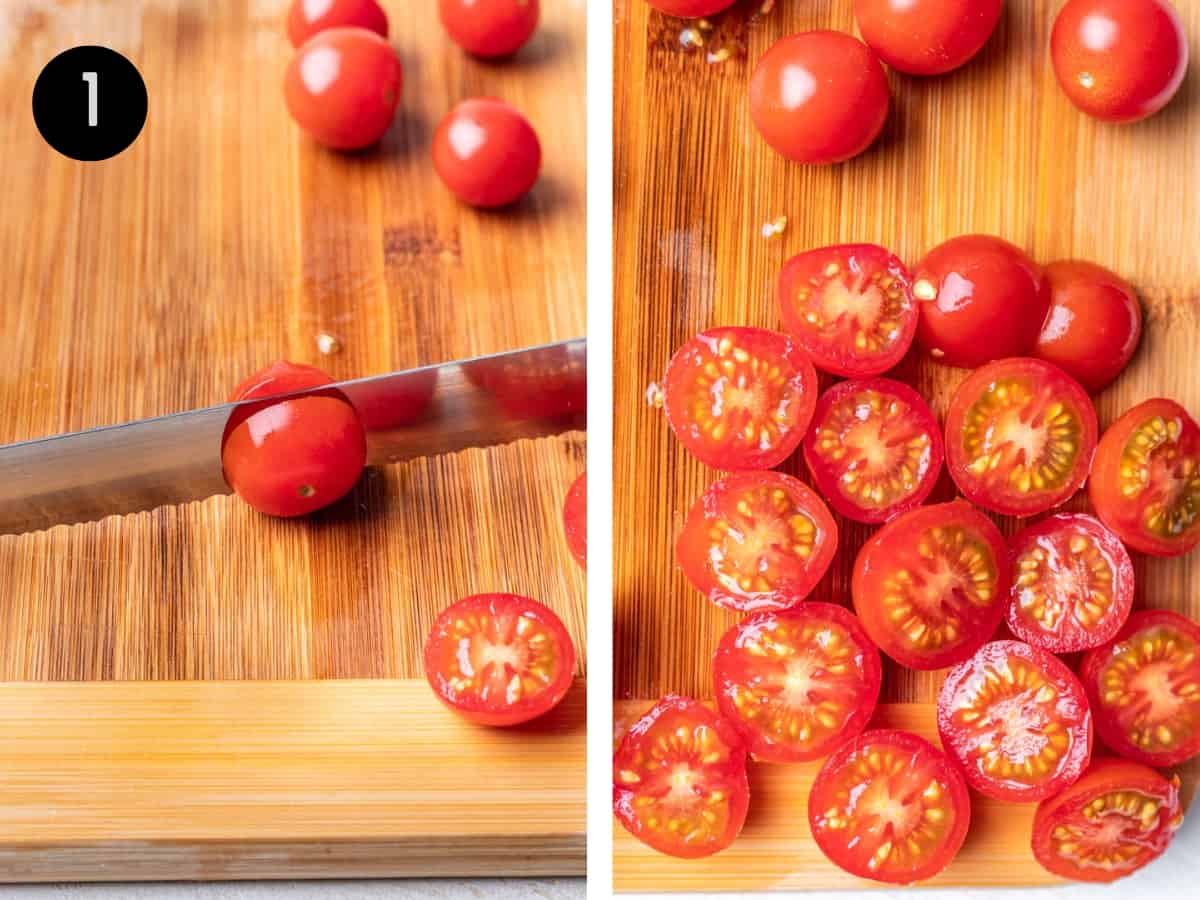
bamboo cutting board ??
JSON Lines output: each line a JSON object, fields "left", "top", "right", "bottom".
{"left": 0, "top": 0, "right": 585, "bottom": 879}
{"left": 613, "top": 0, "right": 1200, "bottom": 890}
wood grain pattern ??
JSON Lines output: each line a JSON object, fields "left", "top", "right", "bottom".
{"left": 613, "top": 0, "right": 1200, "bottom": 888}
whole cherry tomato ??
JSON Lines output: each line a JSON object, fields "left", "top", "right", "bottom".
{"left": 562, "top": 472, "right": 587, "bottom": 569}
{"left": 286, "top": 0, "right": 389, "bottom": 48}
{"left": 645, "top": 1, "right": 736, "bottom": 17}
{"left": 853, "top": 0, "right": 1001, "bottom": 76}
{"left": 439, "top": 0, "right": 540, "bottom": 58}
{"left": 432, "top": 98, "right": 542, "bottom": 207}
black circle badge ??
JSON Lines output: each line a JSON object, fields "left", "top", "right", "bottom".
{"left": 33, "top": 46, "right": 148, "bottom": 162}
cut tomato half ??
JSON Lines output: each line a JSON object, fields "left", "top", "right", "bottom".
{"left": 562, "top": 471, "right": 587, "bottom": 569}
{"left": 852, "top": 501, "right": 1008, "bottom": 670}
{"left": 677, "top": 471, "right": 838, "bottom": 613}
{"left": 1080, "top": 609, "right": 1200, "bottom": 768}
{"left": 713, "top": 602, "right": 882, "bottom": 763}
{"left": 938, "top": 640, "right": 1093, "bottom": 803}
{"left": 613, "top": 695, "right": 750, "bottom": 859}
{"left": 663, "top": 327, "right": 818, "bottom": 471}
{"left": 778, "top": 244, "right": 917, "bottom": 377}
{"left": 808, "top": 729, "right": 971, "bottom": 884}
{"left": 945, "top": 357, "right": 1098, "bottom": 517}
{"left": 803, "top": 378, "right": 943, "bottom": 523}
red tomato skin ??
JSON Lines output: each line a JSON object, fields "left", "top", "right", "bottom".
{"left": 284, "top": 28, "right": 403, "bottom": 150}
{"left": 749, "top": 31, "right": 890, "bottom": 165}
{"left": 432, "top": 98, "right": 541, "bottom": 208}
{"left": 438, "top": 0, "right": 539, "bottom": 58}
{"left": 853, "top": 0, "right": 1002, "bottom": 76}
{"left": 645, "top": 0, "right": 737, "bottom": 16}
{"left": 1051, "top": 0, "right": 1189, "bottom": 123}
{"left": 1035, "top": 261, "right": 1142, "bottom": 393}
{"left": 563, "top": 472, "right": 587, "bottom": 569}
{"left": 913, "top": 235, "right": 1051, "bottom": 368}
{"left": 286, "top": 0, "right": 389, "bottom": 47}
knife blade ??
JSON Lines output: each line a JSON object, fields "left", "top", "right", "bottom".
{"left": 0, "top": 338, "right": 586, "bottom": 535}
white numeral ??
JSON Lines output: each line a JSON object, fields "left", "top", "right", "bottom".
{"left": 82, "top": 71, "right": 98, "bottom": 127}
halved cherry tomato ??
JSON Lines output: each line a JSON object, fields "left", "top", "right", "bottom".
{"left": 644, "top": 0, "right": 736, "bottom": 17}
{"left": 613, "top": 695, "right": 749, "bottom": 859}
{"left": 439, "top": 0, "right": 539, "bottom": 58}
{"left": 852, "top": 501, "right": 1008, "bottom": 670}
{"left": 677, "top": 471, "right": 838, "bottom": 613}
{"left": 713, "top": 603, "right": 881, "bottom": 763}
{"left": 749, "top": 31, "right": 890, "bottom": 165}
{"left": 432, "top": 98, "right": 541, "bottom": 208}
{"left": 938, "top": 640, "right": 1093, "bottom": 803}
{"left": 1051, "top": 0, "right": 1189, "bottom": 124}
{"left": 853, "top": 0, "right": 1001, "bottom": 76}
{"left": 913, "top": 235, "right": 1051, "bottom": 368}
{"left": 563, "top": 472, "right": 587, "bottom": 569}
{"left": 1032, "top": 758, "right": 1183, "bottom": 882}
{"left": 1089, "top": 398, "right": 1200, "bottom": 557}
{"left": 808, "top": 729, "right": 971, "bottom": 884}
{"left": 1035, "top": 261, "right": 1142, "bottom": 394}
{"left": 803, "top": 378, "right": 943, "bottom": 524}
{"left": 286, "top": 0, "right": 389, "bottom": 47}
{"left": 777, "top": 244, "right": 917, "bottom": 376}
{"left": 284, "top": 27, "right": 402, "bottom": 150}
{"left": 944, "top": 357, "right": 1098, "bottom": 518}
{"left": 663, "top": 327, "right": 818, "bottom": 471}
{"left": 221, "top": 361, "right": 367, "bottom": 518}
{"left": 1007, "top": 514, "right": 1134, "bottom": 653}
{"left": 423, "top": 593, "right": 575, "bottom": 727}
{"left": 1080, "top": 609, "right": 1200, "bottom": 768}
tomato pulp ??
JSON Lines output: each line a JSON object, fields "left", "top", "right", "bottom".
{"left": 438, "top": 0, "right": 539, "bottom": 58}
{"left": 432, "top": 98, "right": 541, "bottom": 208}
{"left": 286, "top": 0, "right": 388, "bottom": 47}
{"left": 853, "top": 0, "right": 1001, "bottom": 76}
{"left": 563, "top": 471, "right": 587, "bottom": 569}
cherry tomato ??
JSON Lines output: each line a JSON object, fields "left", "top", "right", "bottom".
{"left": 438, "top": 0, "right": 539, "bottom": 58}
{"left": 644, "top": 0, "right": 736, "bottom": 17}
{"left": 1080, "top": 610, "right": 1200, "bottom": 768}
{"left": 852, "top": 501, "right": 1008, "bottom": 670}
{"left": 913, "top": 235, "right": 1051, "bottom": 368}
{"left": 1032, "top": 758, "right": 1183, "bottom": 882}
{"left": 677, "top": 471, "right": 838, "bottom": 613}
{"left": 350, "top": 367, "right": 437, "bottom": 430}
{"left": 944, "top": 357, "right": 1098, "bottom": 518}
{"left": 284, "top": 27, "right": 402, "bottom": 150}
{"left": 423, "top": 593, "right": 575, "bottom": 727}
{"left": 563, "top": 472, "right": 587, "bottom": 569}
{"left": 938, "top": 641, "right": 1093, "bottom": 803}
{"left": 1088, "top": 398, "right": 1200, "bottom": 557}
{"left": 221, "top": 361, "right": 367, "bottom": 518}
{"left": 472, "top": 343, "right": 586, "bottom": 420}
{"left": 1007, "top": 514, "right": 1134, "bottom": 653}
{"left": 713, "top": 603, "right": 881, "bottom": 763}
{"left": 808, "top": 729, "right": 970, "bottom": 884}
{"left": 853, "top": 0, "right": 1002, "bottom": 76}
{"left": 1034, "top": 261, "right": 1142, "bottom": 393}
{"left": 777, "top": 244, "right": 917, "bottom": 376}
{"left": 749, "top": 31, "right": 890, "bottom": 165}
{"left": 1051, "top": 0, "right": 1189, "bottom": 124}
{"left": 432, "top": 98, "right": 541, "bottom": 208}
{"left": 286, "top": 0, "right": 388, "bottom": 47}
{"left": 613, "top": 695, "right": 749, "bottom": 859}
{"left": 803, "top": 378, "right": 943, "bottom": 524}
{"left": 663, "top": 327, "right": 818, "bottom": 471}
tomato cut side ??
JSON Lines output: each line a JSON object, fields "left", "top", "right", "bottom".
{"left": 852, "top": 501, "right": 1008, "bottom": 670}
{"left": 808, "top": 729, "right": 970, "bottom": 884}
{"left": 613, "top": 696, "right": 749, "bottom": 859}
{"left": 945, "top": 357, "right": 1098, "bottom": 517}
{"left": 678, "top": 471, "right": 838, "bottom": 613}
{"left": 563, "top": 471, "right": 587, "bottom": 570}
{"left": 438, "top": 0, "right": 539, "bottom": 58}
{"left": 1080, "top": 610, "right": 1200, "bottom": 768}
{"left": 853, "top": 0, "right": 1002, "bottom": 76}
{"left": 803, "top": 378, "right": 943, "bottom": 524}
{"left": 1032, "top": 758, "right": 1183, "bottom": 882}
{"left": 713, "top": 603, "right": 881, "bottom": 763}
{"left": 286, "top": 0, "right": 389, "bottom": 47}
{"left": 423, "top": 593, "right": 575, "bottom": 727}
{"left": 663, "top": 327, "right": 818, "bottom": 471}
{"left": 938, "top": 641, "right": 1093, "bottom": 803}
{"left": 1007, "top": 514, "right": 1134, "bottom": 653}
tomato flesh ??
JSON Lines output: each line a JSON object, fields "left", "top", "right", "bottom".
{"left": 1007, "top": 514, "right": 1133, "bottom": 653}
{"left": 423, "top": 593, "right": 575, "bottom": 727}
{"left": 286, "top": 0, "right": 389, "bottom": 47}
{"left": 853, "top": 0, "right": 1001, "bottom": 76}
{"left": 677, "top": 471, "right": 838, "bottom": 613}
{"left": 432, "top": 98, "right": 541, "bottom": 208}
{"left": 438, "top": 0, "right": 539, "bottom": 58}
{"left": 563, "top": 471, "right": 587, "bottom": 570}
{"left": 852, "top": 501, "right": 1008, "bottom": 670}
{"left": 803, "top": 378, "right": 943, "bottom": 524}
{"left": 713, "top": 603, "right": 881, "bottom": 763}
{"left": 663, "top": 327, "right": 817, "bottom": 471}
{"left": 613, "top": 695, "right": 749, "bottom": 859}
{"left": 1081, "top": 610, "right": 1200, "bottom": 768}
{"left": 1032, "top": 758, "right": 1183, "bottom": 882}
{"left": 808, "top": 729, "right": 970, "bottom": 884}
{"left": 778, "top": 244, "right": 917, "bottom": 376}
